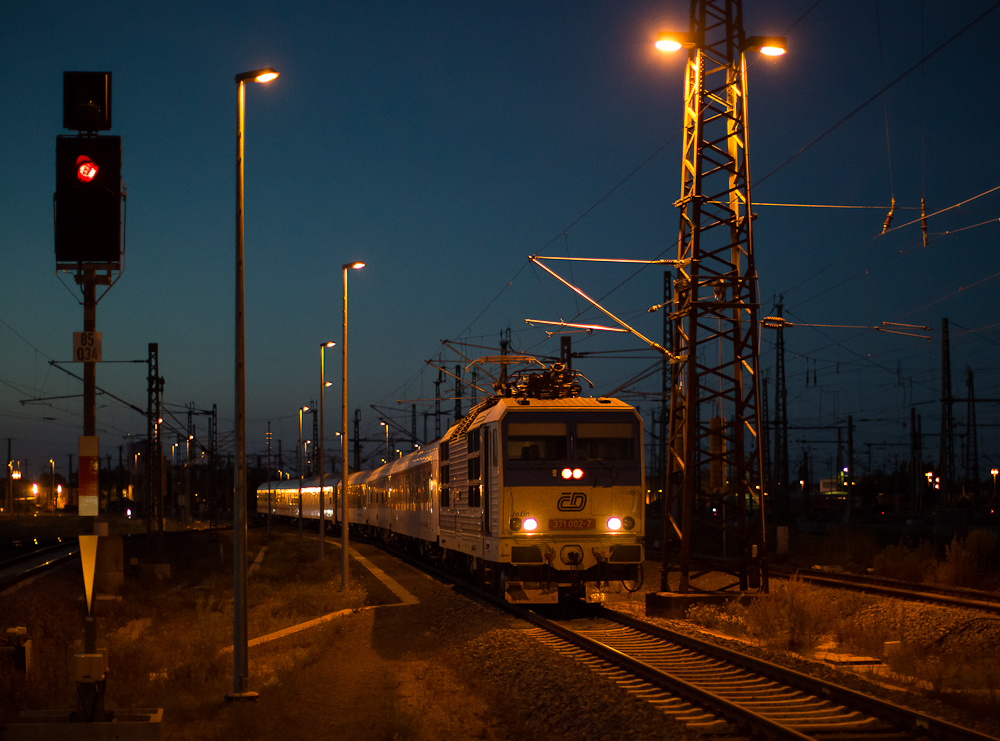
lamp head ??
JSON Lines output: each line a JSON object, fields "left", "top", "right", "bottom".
{"left": 343, "top": 261, "right": 365, "bottom": 270}
{"left": 654, "top": 32, "right": 696, "bottom": 52}
{"left": 236, "top": 67, "right": 280, "bottom": 83}
{"left": 744, "top": 36, "right": 786, "bottom": 56}
{"left": 323, "top": 341, "right": 336, "bottom": 348}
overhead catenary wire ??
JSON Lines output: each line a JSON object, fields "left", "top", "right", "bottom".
{"left": 754, "top": 0, "right": 1000, "bottom": 189}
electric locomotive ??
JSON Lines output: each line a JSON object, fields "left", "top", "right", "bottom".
{"left": 258, "top": 359, "right": 645, "bottom": 603}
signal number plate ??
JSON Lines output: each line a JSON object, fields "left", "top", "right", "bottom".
{"left": 73, "top": 332, "right": 102, "bottom": 362}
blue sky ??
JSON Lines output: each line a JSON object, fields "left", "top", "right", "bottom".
{"left": 2, "top": 1, "right": 999, "bottom": 483}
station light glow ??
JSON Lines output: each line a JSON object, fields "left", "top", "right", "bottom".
{"left": 655, "top": 38, "right": 683, "bottom": 52}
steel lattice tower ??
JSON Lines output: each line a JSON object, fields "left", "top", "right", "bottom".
{"left": 773, "top": 299, "right": 788, "bottom": 523}
{"left": 662, "top": 0, "right": 768, "bottom": 593}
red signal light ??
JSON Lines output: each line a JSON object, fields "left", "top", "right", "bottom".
{"left": 76, "top": 155, "right": 98, "bottom": 183}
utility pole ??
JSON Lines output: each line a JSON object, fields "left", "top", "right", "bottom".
{"left": 353, "top": 409, "right": 361, "bottom": 472}
{"left": 963, "top": 367, "right": 979, "bottom": 499}
{"left": 939, "top": 318, "right": 955, "bottom": 507}
{"left": 6, "top": 439, "right": 11, "bottom": 514}
{"left": 660, "top": 272, "right": 669, "bottom": 508}
{"left": 846, "top": 415, "right": 854, "bottom": 521}
{"left": 454, "top": 365, "right": 462, "bottom": 421}
{"left": 434, "top": 369, "right": 443, "bottom": 439}
{"left": 910, "top": 407, "right": 922, "bottom": 512}
{"left": 660, "top": 0, "right": 771, "bottom": 594}
{"left": 145, "top": 343, "right": 163, "bottom": 561}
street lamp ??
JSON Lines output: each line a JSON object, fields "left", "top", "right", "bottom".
{"left": 992, "top": 468, "right": 998, "bottom": 502}
{"left": 341, "top": 261, "right": 364, "bottom": 590}
{"left": 381, "top": 420, "right": 389, "bottom": 461}
{"left": 298, "top": 405, "right": 309, "bottom": 541}
{"left": 231, "top": 65, "right": 278, "bottom": 703}
{"left": 319, "top": 342, "right": 335, "bottom": 562}
{"left": 50, "top": 460, "right": 55, "bottom": 511}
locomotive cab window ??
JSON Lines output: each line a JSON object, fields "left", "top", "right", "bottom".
{"left": 507, "top": 422, "right": 567, "bottom": 461}
{"left": 575, "top": 422, "right": 635, "bottom": 461}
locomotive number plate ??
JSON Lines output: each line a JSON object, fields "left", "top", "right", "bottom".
{"left": 549, "top": 518, "right": 595, "bottom": 530}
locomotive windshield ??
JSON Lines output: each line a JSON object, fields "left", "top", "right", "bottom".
{"left": 507, "top": 422, "right": 568, "bottom": 461}
{"left": 575, "top": 422, "right": 635, "bottom": 461}
{"left": 504, "top": 414, "right": 638, "bottom": 463}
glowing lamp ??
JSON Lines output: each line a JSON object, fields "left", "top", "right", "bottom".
{"left": 76, "top": 155, "right": 98, "bottom": 183}
{"left": 744, "top": 36, "right": 786, "bottom": 56}
{"left": 655, "top": 32, "right": 696, "bottom": 52}
{"left": 523, "top": 517, "right": 538, "bottom": 532}
{"left": 607, "top": 517, "right": 622, "bottom": 531}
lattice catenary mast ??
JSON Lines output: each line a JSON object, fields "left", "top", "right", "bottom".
{"left": 659, "top": 0, "right": 783, "bottom": 593}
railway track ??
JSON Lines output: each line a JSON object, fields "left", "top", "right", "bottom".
{"left": 646, "top": 552, "right": 1000, "bottom": 615}
{"left": 368, "top": 539, "right": 997, "bottom": 740}
{"left": 768, "top": 566, "right": 1000, "bottom": 615}
{"left": 520, "top": 605, "right": 998, "bottom": 740}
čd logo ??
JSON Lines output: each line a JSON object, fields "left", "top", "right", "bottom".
{"left": 557, "top": 492, "right": 586, "bottom": 512}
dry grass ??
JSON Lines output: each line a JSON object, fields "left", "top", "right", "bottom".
{"left": 684, "top": 576, "right": 1000, "bottom": 705}
{"left": 0, "top": 528, "right": 367, "bottom": 732}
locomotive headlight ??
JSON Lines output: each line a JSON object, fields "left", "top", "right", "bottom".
{"left": 561, "top": 468, "right": 573, "bottom": 480}
{"left": 623, "top": 516, "right": 636, "bottom": 530}
{"left": 510, "top": 516, "right": 522, "bottom": 531}
{"left": 523, "top": 517, "right": 538, "bottom": 532}
{"left": 607, "top": 517, "right": 622, "bottom": 531}
{"left": 571, "top": 468, "right": 583, "bottom": 479}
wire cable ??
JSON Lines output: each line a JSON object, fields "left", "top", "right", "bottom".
{"left": 754, "top": 0, "right": 1000, "bottom": 189}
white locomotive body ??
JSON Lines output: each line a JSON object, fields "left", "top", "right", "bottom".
{"left": 258, "top": 363, "right": 644, "bottom": 603}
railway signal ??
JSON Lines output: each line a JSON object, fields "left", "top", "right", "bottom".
{"left": 54, "top": 134, "right": 122, "bottom": 264}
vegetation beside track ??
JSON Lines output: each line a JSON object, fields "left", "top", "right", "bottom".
{"left": 682, "top": 576, "right": 1000, "bottom": 715}
{"left": 0, "top": 528, "right": 369, "bottom": 736}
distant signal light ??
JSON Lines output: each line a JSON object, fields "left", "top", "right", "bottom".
{"left": 76, "top": 155, "right": 98, "bottom": 183}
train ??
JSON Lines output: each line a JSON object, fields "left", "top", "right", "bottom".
{"left": 257, "top": 360, "right": 645, "bottom": 603}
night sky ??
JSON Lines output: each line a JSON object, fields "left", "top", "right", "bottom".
{"left": 3, "top": 1, "right": 999, "bottom": 485}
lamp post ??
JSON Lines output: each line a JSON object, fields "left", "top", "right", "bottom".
{"left": 381, "top": 420, "right": 389, "bottom": 462}
{"left": 341, "top": 261, "right": 364, "bottom": 589}
{"left": 298, "top": 405, "right": 309, "bottom": 541}
{"left": 319, "top": 342, "right": 335, "bottom": 562}
{"left": 231, "top": 65, "right": 278, "bottom": 703}
{"left": 50, "top": 459, "right": 55, "bottom": 511}
{"left": 992, "top": 468, "right": 998, "bottom": 503}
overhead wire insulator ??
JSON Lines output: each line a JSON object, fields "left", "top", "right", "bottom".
{"left": 762, "top": 316, "right": 791, "bottom": 329}
{"left": 880, "top": 197, "right": 895, "bottom": 235}
{"left": 921, "top": 198, "right": 929, "bottom": 247}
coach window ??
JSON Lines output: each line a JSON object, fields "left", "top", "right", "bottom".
{"left": 576, "top": 422, "right": 635, "bottom": 461}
